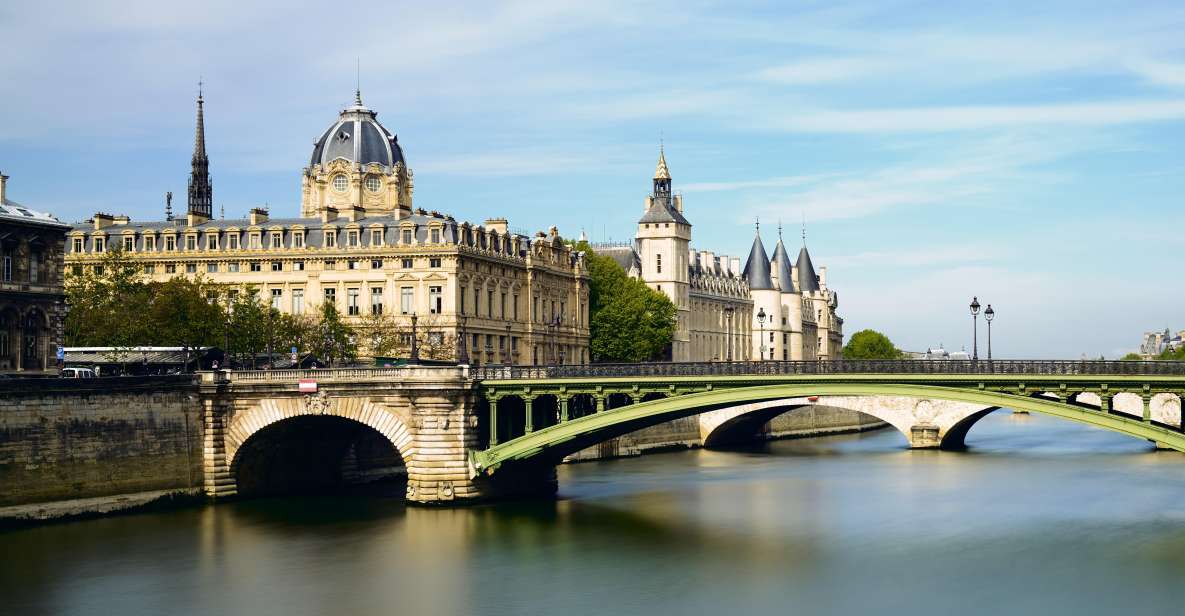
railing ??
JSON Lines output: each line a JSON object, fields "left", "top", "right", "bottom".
{"left": 224, "top": 366, "right": 467, "bottom": 383}
{"left": 473, "top": 359, "right": 1185, "bottom": 381}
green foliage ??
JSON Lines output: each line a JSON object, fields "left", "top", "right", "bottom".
{"left": 64, "top": 248, "right": 152, "bottom": 352}
{"left": 1159, "top": 346, "right": 1185, "bottom": 361}
{"left": 574, "top": 241, "right": 677, "bottom": 362}
{"left": 310, "top": 301, "right": 357, "bottom": 367}
{"left": 842, "top": 329, "right": 905, "bottom": 360}
{"left": 1120, "top": 352, "right": 1146, "bottom": 361}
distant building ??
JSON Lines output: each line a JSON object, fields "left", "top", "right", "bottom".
{"left": 593, "top": 149, "right": 842, "bottom": 362}
{"left": 907, "top": 346, "right": 971, "bottom": 361}
{"left": 0, "top": 173, "right": 69, "bottom": 374}
{"left": 1140, "top": 328, "right": 1185, "bottom": 358}
{"left": 64, "top": 89, "right": 591, "bottom": 365}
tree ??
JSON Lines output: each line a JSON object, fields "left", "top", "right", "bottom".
{"left": 574, "top": 241, "right": 677, "bottom": 362}
{"left": 311, "top": 301, "right": 356, "bottom": 366}
{"left": 147, "top": 276, "right": 224, "bottom": 366}
{"left": 64, "top": 248, "right": 151, "bottom": 352}
{"left": 1120, "top": 352, "right": 1145, "bottom": 361}
{"left": 842, "top": 329, "right": 904, "bottom": 360}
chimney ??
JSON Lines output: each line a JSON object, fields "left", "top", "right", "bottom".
{"left": 345, "top": 205, "right": 364, "bottom": 222}
{"left": 93, "top": 212, "right": 114, "bottom": 230}
{"left": 819, "top": 266, "right": 827, "bottom": 288}
{"left": 187, "top": 211, "right": 210, "bottom": 226}
{"left": 0, "top": 172, "right": 7, "bottom": 203}
{"left": 702, "top": 250, "right": 715, "bottom": 273}
{"left": 113, "top": 215, "right": 131, "bottom": 226}
{"left": 674, "top": 193, "right": 683, "bottom": 212}
{"left": 249, "top": 207, "right": 269, "bottom": 225}
{"left": 484, "top": 218, "right": 508, "bottom": 234}
{"left": 730, "top": 257, "right": 741, "bottom": 277}
{"left": 321, "top": 207, "right": 338, "bottom": 223}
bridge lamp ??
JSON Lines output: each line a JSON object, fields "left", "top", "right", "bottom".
{"left": 757, "top": 307, "right": 767, "bottom": 361}
{"left": 984, "top": 304, "right": 994, "bottom": 361}
{"left": 969, "top": 297, "right": 980, "bottom": 361}
{"left": 410, "top": 313, "right": 420, "bottom": 363}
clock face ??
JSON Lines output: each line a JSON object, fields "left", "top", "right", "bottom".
{"left": 332, "top": 174, "right": 348, "bottom": 192}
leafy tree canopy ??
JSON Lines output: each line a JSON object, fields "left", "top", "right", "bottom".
{"left": 574, "top": 241, "right": 677, "bottom": 362}
{"left": 842, "top": 329, "right": 905, "bottom": 360}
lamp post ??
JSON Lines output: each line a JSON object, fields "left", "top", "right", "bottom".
{"left": 723, "top": 306, "right": 735, "bottom": 362}
{"left": 757, "top": 307, "right": 767, "bottom": 361}
{"left": 505, "top": 324, "right": 512, "bottom": 366}
{"left": 457, "top": 315, "right": 469, "bottom": 364}
{"left": 409, "top": 313, "right": 420, "bottom": 363}
{"left": 969, "top": 296, "right": 980, "bottom": 361}
{"left": 984, "top": 304, "right": 995, "bottom": 361}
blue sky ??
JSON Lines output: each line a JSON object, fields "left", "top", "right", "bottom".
{"left": 2, "top": 0, "right": 1183, "bottom": 358}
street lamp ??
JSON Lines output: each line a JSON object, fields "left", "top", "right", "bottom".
{"left": 505, "top": 324, "right": 512, "bottom": 366}
{"left": 723, "top": 306, "right": 735, "bottom": 362}
{"left": 969, "top": 296, "right": 981, "bottom": 361}
{"left": 457, "top": 315, "right": 469, "bottom": 365}
{"left": 409, "top": 313, "right": 420, "bottom": 363}
{"left": 984, "top": 304, "right": 995, "bottom": 361}
{"left": 757, "top": 307, "right": 767, "bottom": 361}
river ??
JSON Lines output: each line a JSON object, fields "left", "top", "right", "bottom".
{"left": 4, "top": 411, "right": 1185, "bottom": 615}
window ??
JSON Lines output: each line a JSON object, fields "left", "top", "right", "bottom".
{"left": 429, "top": 258, "right": 441, "bottom": 268}
{"left": 347, "top": 230, "right": 359, "bottom": 247}
{"left": 401, "top": 228, "right": 413, "bottom": 244}
{"left": 769, "top": 332, "right": 774, "bottom": 343}
{"left": 371, "top": 259, "right": 382, "bottom": 269}
{"left": 365, "top": 176, "right": 381, "bottom": 192}
{"left": 227, "top": 234, "right": 239, "bottom": 250}
{"left": 123, "top": 236, "right": 134, "bottom": 251}
{"left": 325, "top": 230, "right": 337, "bottom": 247}
{"left": 249, "top": 233, "right": 261, "bottom": 249}
{"left": 293, "top": 231, "right": 304, "bottom": 248}
{"left": 227, "top": 262, "right": 240, "bottom": 273}
{"left": 186, "top": 263, "right": 197, "bottom": 274}
{"left": 271, "top": 232, "right": 282, "bottom": 249}
{"left": 324, "top": 287, "right": 336, "bottom": 305}
{"left": 207, "top": 263, "right": 218, "bottom": 273}
{"left": 333, "top": 174, "right": 348, "bottom": 192}
{"left": 292, "top": 288, "right": 304, "bottom": 314}
{"left": 165, "top": 236, "right": 176, "bottom": 251}
{"left": 71, "top": 264, "right": 83, "bottom": 276}
{"left": 271, "top": 262, "right": 282, "bottom": 272}
{"left": 324, "top": 260, "right": 335, "bottom": 270}
{"left": 72, "top": 238, "right": 83, "bottom": 253}
{"left": 460, "top": 286, "right": 467, "bottom": 314}
{"left": 348, "top": 260, "right": 358, "bottom": 270}
{"left": 293, "top": 261, "right": 305, "bottom": 271}
{"left": 143, "top": 264, "right": 154, "bottom": 274}
{"left": 207, "top": 235, "right": 219, "bottom": 250}
{"left": 430, "top": 228, "right": 441, "bottom": 243}
{"left": 400, "top": 287, "right": 414, "bottom": 314}
{"left": 371, "top": 229, "right": 383, "bottom": 245}
{"left": 401, "top": 258, "right": 413, "bottom": 268}
{"left": 429, "top": 286, "right": 442, "bottom": 314}
{"left": 94, "top": 266, "right": 104, "bottom": 275}
{"left": 513, "top": 294, "right": 519, "bottom": 320}
{"left": 371, "top": 287, "right": 383, "bottom": 315}
{"left": 94, "top": 237, "right": 105, "bottom": 253}
{"left": 500, "top": 292, "right": 506, "bottom": 318}
{"left": 656, "top": 254, "right": 662, "bottom": 274}
{"left": 271, "top": 289, "right": 283, "bottom": 311}
{"left": 250, "top": 262, "right": 262, "bottom": 272}
{"left": 487, "top": 290, "right": 494, "bottom": 318}
{"left": 186, "top": 236, "right": 197, "bottom": 251}
{"left": 145, "top": 235, "right": 156, "bottom": 251}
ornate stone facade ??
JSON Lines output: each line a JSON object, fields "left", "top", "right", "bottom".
{"left": 0, "top": 173, "right": 69, "bottom": 374}
{"left": 63, "top": 93, "right": 590, "bottom": 366}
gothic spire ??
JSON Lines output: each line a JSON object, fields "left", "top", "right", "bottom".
{"left": 188, "top": 83, "right": 213, "bottom": 218}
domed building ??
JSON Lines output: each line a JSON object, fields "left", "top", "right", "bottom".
{"left": 64, "top": 89, "right": 591, "bottom": 366}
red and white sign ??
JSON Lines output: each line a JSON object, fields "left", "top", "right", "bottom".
{"left": 298, "top": 379, "right": 318, "bottom": 393}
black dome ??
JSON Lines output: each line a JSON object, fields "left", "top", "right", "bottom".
{"left": 310, "top": 96, "right": 405, "bottom": 169}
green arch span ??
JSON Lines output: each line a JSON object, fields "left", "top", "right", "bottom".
{"left": 473, "top": 383, "right": 1185, "bottom": 473}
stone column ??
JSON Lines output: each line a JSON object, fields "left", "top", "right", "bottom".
{"left": 199, "top": 372, "right": 236, "bottom": 498}
{"left": 1142, "top": 393, "right": 1152, "bottom": 423}
{"left": 558, "top": 395, "right": 570, "bottom": 423}
{"left": 524, "top": 395, "right": 535, "bottom": 433}
{"left": 488, "top": 395, "right": 499, "bottom": 446}
{"left": 595, "top": 394, "right": 605, "bottom": 414}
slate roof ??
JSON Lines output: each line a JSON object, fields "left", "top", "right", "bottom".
{"left": 797, "top": 245, "right": 820, "bottom": 293}
{"left": 741, "top": 233, "right": 773, "bottom": 290}
{"left": 309, "top": 95, "right": 406, "bottom": 170}
{"left": 638, "top": 201, "right": 689, "bottom": 225}
{"left": 770, "top": 238, "right": 795, "bottom": 293}
{"left": 0, "top": 199, "right": 69, "bottom": 229}
{"left": 595, "top": 244, "right": 641, "bottom": 273}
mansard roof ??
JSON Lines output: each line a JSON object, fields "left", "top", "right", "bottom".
{"left": 742, "top": 232, "right": 773, "bottom": 290}
{"left": 797, "top": 245, "right": 820, "bottom": 293}
{"left": 770, "top": 238, "right": 795, "bottom": 293}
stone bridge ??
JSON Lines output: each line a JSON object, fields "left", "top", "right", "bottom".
{"left": 198, "top": 360, "right": 1185, "bottom": 505}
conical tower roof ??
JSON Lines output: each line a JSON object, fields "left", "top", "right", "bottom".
{"left": 797, "top": 245, "right": 820, "bottom": 293}
{"left": 771, "top": 236, "right": 795, "bottom": 293}
{"left": 742, "top": 228, "right": 773, "bottom": 290}
{"left": 654, "top": 146, "right": 671, "bottom": 180}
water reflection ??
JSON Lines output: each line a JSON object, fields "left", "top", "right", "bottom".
{"left": 4, "top": 411, "right": 1185, "bottom": 616}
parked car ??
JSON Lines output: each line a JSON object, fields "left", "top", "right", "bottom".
{"left": 61, "top": 367, "right": 96, "bottom": 378}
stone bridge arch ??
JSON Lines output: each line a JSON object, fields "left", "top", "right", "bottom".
{"left": 222, "top": 395, "right": 417, "bottom": 497}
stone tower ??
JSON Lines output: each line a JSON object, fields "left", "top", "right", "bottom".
{"left": 636, "top": 146, "right": 691, "bottom": 361}
{"left": 187, "top": 85, "right": 213, "bottom": 221}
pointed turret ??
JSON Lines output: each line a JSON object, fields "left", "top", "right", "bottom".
{"left": 797, "top": 245, "right": 820, "bottom": 293}
{"left": 187, "top": 84, "right": 213, "bottom": 219}
{"left": 742, "top": 224, "right": 773, "bottom": 290}
{"left": 770, "top": 230, "right": 795, "bottom": 293}
{"left": 639, "top": 144, "right": 688, "bottom": 225}
{"left": 654, "top": 145, "right": 671, "bottom": 181}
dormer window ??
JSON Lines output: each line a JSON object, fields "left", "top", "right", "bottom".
{"left": 145, "top": 235, "right": 156, "bottom": 251}
{"left": 371, "top": 229, "right": 383, "bottom": 245}
{"left": 94, "top": 237, "right": 105, "bottom": 253}
{"left": 347, "top": 230, "right": 359, "bottom": 247}
{"left": 186, "top": 235, "right": 197, "bottom": 251}
{"left": 206, "top": 234, "right": 219, "bottom": 250}
{"left": 401, "top": 228, "right": 413, "bottom": 244}
{"left": 228, "top": 234, "right": 239, "bottom": 250}
{"left": 271, "top": 232, "right": 283, "bottom": 249}
{"left": 325, "top": 231, "right": 337, "bottom": 248}
{"left": 431, "top": 228, "right": 441, "bottom": 244}
{"left": 165, "top": 236, "right": 176, "bottom": 251}
{"left": 72, "top": 238, "right": 83, "bottom": 253}
{"left": 249, "top": 233, "right": 261, "bottom": 249}
{"left": 293, "top": 231, "right": 305, "bottom": 248}
{"left": 123, "top": 236, "right": 134, "bottom": 252}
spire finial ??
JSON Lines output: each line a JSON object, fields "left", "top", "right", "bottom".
{"left": 755, "top": 216, "right": 760, "bottom": 233}
{"left": 801, "top": 212, "right": 807, "bottom": 244}
{"left": 354, "top": 58, "right": 362, "bottom": 105}
{"left": 778, "top": 220, "right": 783, "bottom": 239}
{"left": 198, "top": 77, "right": 203, "bottom": 102}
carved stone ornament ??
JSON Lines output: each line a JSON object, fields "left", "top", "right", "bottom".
{"left": 304, "top": 392, "right": 331, "bottom": 415}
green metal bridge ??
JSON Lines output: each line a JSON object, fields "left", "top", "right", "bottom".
{"left": 470, "top": 360, "right": 1185, "bottom": 474}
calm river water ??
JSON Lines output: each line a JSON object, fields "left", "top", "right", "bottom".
{"left": 5, "top": 412, "right": 1185, "bottom": 615}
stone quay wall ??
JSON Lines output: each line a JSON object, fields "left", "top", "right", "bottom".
{"left": 0, "top": 376, "right": 203, "bottom": 516}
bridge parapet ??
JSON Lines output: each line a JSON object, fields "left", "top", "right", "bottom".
{"left": 211, "top": 366, "right": 472, "bottom": 384}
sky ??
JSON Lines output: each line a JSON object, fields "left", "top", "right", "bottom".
{"left": 1, "top": 0, "right": 1183, "bottom": 359}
